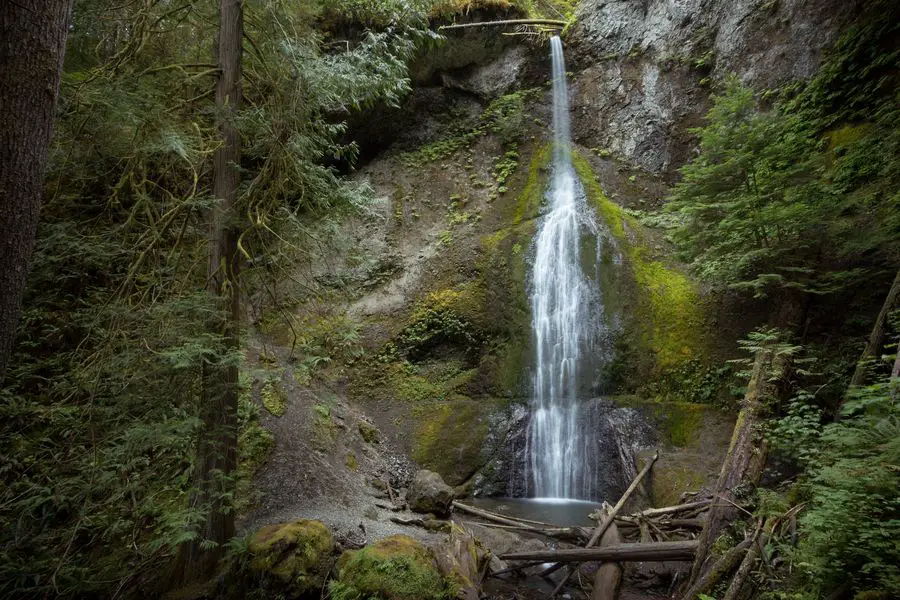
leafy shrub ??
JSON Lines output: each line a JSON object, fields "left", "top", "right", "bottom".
{"left": 794, "top": 376, "right": 900, "bottom": 595}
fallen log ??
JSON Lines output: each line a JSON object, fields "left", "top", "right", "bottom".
{"left": 616, "top": 517, "right": 704, "bottom": 530}
{"left": 490, "top": 561, "right": 546, "bottom": 577}
{"left": 723, "top": 519, "right": 770, "bottom": 600}
{"left": 475, "top": 522, "right": 589, "bottom": 542}
{"left": 438, "top": 18, "right": 568, "bottom": 31}
{"left": 499, "top": 540, "right": 698, "bottom": 563}
{"left": 551, "top": 451, "right": 659, "bottom": 596}
{"left": 680, "top": 538, "right": 751, "bottom": 600}
{"left": 636, "top": 499, "right": 711, "bottom": 519}
{"left": 452, "top": 501, "right": 552, "bottom": 530}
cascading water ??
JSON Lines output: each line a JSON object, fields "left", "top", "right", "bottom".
{"left": 527, "top": 36, "right": 604, "bottom": 500}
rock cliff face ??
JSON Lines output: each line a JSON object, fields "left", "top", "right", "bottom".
{"left": 568, "top": 0, "right": 862, "bottom": 176}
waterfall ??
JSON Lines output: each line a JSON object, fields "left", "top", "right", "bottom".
{"left": 527, "top": 36, "right": 603, "bottom": 500}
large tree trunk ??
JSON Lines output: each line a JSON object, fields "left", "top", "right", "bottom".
{"left": 173, "top": 0, "right": 243, "bottom": 584}
{"left": 0, "top": 0, "right": 74, "bottom": 382}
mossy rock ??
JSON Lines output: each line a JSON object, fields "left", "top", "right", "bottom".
{"left": 249, "top": 520, "right": 335, "bottom": 597}
{"left": 329, "top": 535, "right": 449, "bottom": 600}
{"left": 412, "top": 399, "right": 500, "bottom": 486}
{"left": 613, "top": 397, "right": 734, "bottom": 506}
{"left": 571, "top": 151, "right": 707, "bottom": 379}
{"left": 358, "top": 421, "right": 380, "bottom": 444}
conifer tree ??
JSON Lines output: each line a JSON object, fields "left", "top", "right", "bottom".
{"left": 0, "top": 0, "right": 75, "bottom": 381}
{"left": 173, "top": 0, "right": 243, "bottom": 583}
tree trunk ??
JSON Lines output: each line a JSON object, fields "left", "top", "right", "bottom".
{"left": 688, "top": 294, "right": 807, "bottom": 586}
{"left": 687, "top": 350, "right": 774, "bottom": 584}
{"left": 0, "top": 0, "right": 74, "bottom": 382}
{"left": 681, "top": 539, "right": 751, "bottom": 600}
{"left": 841, "top": 267, "right": 900, "bottom": 415}
{"left": 592, "top": 505, "right": 622, "bottom": 600}
{"left": 173, "top": 0, "right": 243, "bottom": 585}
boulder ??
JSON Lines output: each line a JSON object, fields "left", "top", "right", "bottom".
{"left": 406, "top": 469, "right": 454, "bottom": 517}
{"left": 329, "top": 534, "right": 448, "bottom": 600}
{"left": 248, "top": 519, "right": 334, "bottom": 597}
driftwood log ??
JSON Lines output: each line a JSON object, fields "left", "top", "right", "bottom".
{"left": 592, "top": 504, "right": 622, "bottom": 600}
{"left": 637, "top": 499, "right": 711, "bottom": 518}
{"left": 438, "top": 18, "right": 568, "bottom": 31}
{"left": 500, "top": 540, "right": 699, "bottom": 563}
{"left": 452, "top": 501, "right": 559, "bottom": 529}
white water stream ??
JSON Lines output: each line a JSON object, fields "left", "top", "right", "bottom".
{"left": 527, "top": 36, "right": 603, "bottom": 500}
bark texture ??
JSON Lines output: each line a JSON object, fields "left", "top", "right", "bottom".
{"left": 687, "top": 350, "right": 774, "bottom": 584}
{"left": 173, "top": 0, "right": 243, "bottom": 584}
{"left": 0, "top": 0, "right": 74, "bottom": 382}
{"left": 688, "top": 294, "right": 807, "bottom": 586}
{"left": 591, "top": 505, "right": 622, "bottom": 600}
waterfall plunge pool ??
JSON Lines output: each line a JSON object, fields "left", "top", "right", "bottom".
{"left": 468, "top": 496, "right": 605, "bottom": 527}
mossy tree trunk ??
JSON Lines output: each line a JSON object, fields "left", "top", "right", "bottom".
{"left": 687, "top": 293, "right": 807, "bottom": 586}
{"left": 0, "top": 0, "right": 74, "bottom": 382}
{"left": 173, "top": 0, "right": 243, "bottom": 585}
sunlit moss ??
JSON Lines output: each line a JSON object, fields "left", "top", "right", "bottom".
{"left": 412, "top": 399, "right": 493, "bottom": 485}
{"left": 330, "top": 535, "right": 449, "bottom": 600}
{"left": 572, "top": 151, "right": 705, "bottom": 372}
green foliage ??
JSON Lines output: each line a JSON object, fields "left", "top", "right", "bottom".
{"left": 399, "top": 89, "right": 537, "bottom": 167}
{"left": 493, "top": 150, "right": 520, "bottom": 189}
{"left": 768, "top": 389, "right": 823, "bottom": 468}
{"left": 792, "top": 375, "right": 900, "bottom": 595}
{"left": 0, "top": 0, "right": 434, "bottom": 596}
{"left": 643, "top": 358, "right": 737, "bottom": 406}
{"left": 668, "top": 3, "right": 900, "bottom": 298}
{"left": 261, "top": 377, "right": 288, "bottom": 417}
{"left": 329, "top": 535, "right": 449, "bottom": 600}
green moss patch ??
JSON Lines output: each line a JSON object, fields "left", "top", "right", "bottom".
{"left": 358, "top": 421, "right": 380, "bottom": 444}
{"left": 412, "top": 399, "right": 496, "bottom": 485}
{"left": 330, "top": 535, "right": 449, "bottom": 600}
{"left": 572, "top": 151, "right": 706, "bottom": 374}
{"left": 261, "top": 378, "right": 287, "bottom": 417}
{"left": 613, "top": 396, "right": 733, "bottom": 505}
{"left": 249, "top": 520, "right": 335, "bottom": 595}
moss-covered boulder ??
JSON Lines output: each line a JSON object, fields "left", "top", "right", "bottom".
{"left": 406, "top": 469, "right": 455, "bottom": 516}
{"left": 329, "top": 535, "right": 449, "bottom": 600}
{"left": 249, "top": 519, "right": 334, "bottom": 597}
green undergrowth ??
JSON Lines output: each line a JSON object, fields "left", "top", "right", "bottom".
{"left": 261, "top": 377, "right": 287, "bottom": 417}
{"left": 330, "top": 535, "right": 450, "bottom": 600}
{"left": 572, "top": 150, "right": 706, "bottom": 376}
{"left": 237, "top": 375, "right": 276, "bottom": 514}
{"left": 398, "top": 89, "right": 540, "bottom": 168}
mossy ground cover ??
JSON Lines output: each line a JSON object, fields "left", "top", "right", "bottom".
{"left": 572, "top": 150, "right": 707, "bottom": 378}
{"left": 248, "top": 520, "right": 335, "bottom": 595}
{"left": 330, "top": 535, "right": 450, "bottom": 600}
